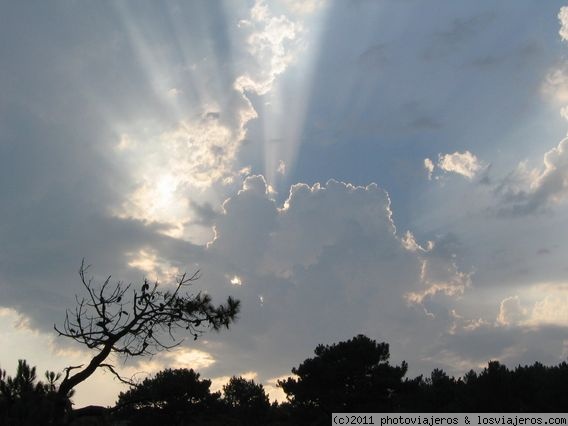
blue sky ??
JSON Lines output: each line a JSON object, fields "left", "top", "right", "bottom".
{"left": 2, "top": 0, "right": 568, "bottom": 407}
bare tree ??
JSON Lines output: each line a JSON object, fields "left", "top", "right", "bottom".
{"left": 54, "top": 260, "right": 240, "bottom": 398}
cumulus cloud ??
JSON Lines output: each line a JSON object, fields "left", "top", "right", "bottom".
{"left": 496, "top": 284, "right": 568, "bottom": 328}
{"left": 437, "top": 151, "right": 483, "bottom": 179}
{"left": 431, "top": 285, "right": 568, "bottom": 371}
{"left": 234, "top": 0, "right": 301, "bottom": 96}
{"left": 424, "top": 151, "right": 483, "bottom": 180}
{"left": 114, "top": 0, "right": 308, "bottom": 234}
{"left": 196, "top": 176, "right": 565, "bottom": 379}
{"left": 193, "top": 177, "right": 474, "bottom": 383}
{"left": 559, "top": 7, "right": 568, "bottom": 41}
{"left": 497, "top": 296, "right": 527, "bottom": 326}
{"left": 424, "top": 158, "right": 435, "bottom": 180}
{"left": 541, "top": 64, "right": 568, "bottom": 105}
{"left": 496, "top": 138, "right": 568, "bottom": 215}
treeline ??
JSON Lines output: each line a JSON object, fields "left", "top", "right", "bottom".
{"left": 2, "top": 334, "right": 568, "bottom": 425}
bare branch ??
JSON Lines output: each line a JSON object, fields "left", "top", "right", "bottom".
{"left": 99, "top": 363, "right": 137, "bottom": 387}
{"left": 56, "top": 261, "right": 240, "bottom": 397}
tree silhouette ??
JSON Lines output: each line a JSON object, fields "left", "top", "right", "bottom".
{"left": 53, "top": 260, "right": 240, "bottom": 400}
{"left": 117, "top": 368, "right": 218, "bottom": 412}
{"left": 0, "top": 360, "right": 71, "bottom": 425}
{"left": 223, "top": 376, "right": 270, "bottom": 425}
{"left": 279, "top": 334, "right": 408, "bottom": 417}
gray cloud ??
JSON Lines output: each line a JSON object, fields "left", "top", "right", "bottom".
{"left": 495, "top": 138, "right": 568, "bottom": 216}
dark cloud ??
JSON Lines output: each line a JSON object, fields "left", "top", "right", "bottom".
{"left": 358, "top": 44, "right": 389, "bottom": 69}
{"left": 424, "top": 12, "right": 496, "bottom": 60}
{"left": 189, "top": 201, "right": 220, "bottom": 226}
{"left": 438, "top": 324, "right": 568, "bottom": 372}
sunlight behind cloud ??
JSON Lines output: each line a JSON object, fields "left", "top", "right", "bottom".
{"left": 127, "top": 248, "right": 181, "bottom": 282}
{"left": 229, "top": 275, "right": 243, "bottom": 286}
{"left": 110, "top": 1, "right": 323, "bottom": 236}
{"left": 497, "top": 283, "right": 568, "bottom": 328}
{"left": 210, "top": 371, "right": 258, "bottom": 395}
{"left": 163, "top": 348, "right": 216, "bottom": 370}
{"left": 254, "top": 1, "right": 329, "bottom": 187}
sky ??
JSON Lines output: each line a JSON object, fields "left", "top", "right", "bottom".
{"left": 2, "top": 0, "right": 568, "bottom": 408}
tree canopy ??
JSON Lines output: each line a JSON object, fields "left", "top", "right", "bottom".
{"left": 223, "top": 376, "right": 270, "bottom": 425}
{"left": 0, "top": 360, "right": 72, "bottom": 425}
{"left": 279, "top": 334, "right": 408, "bottom": 413}
{"left": 117, "top": 368, "right": 218, "bottom": 412}
{"left": 4, "top": 335, "right": 568, "bottom": 425}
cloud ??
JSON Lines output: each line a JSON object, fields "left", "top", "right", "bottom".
{"left": 434, "top": 286, "right": 568, "bottom": 370}
{"left": 496, "top": 138, "right": 568, "bottom": 215}
{"left": 189, "top": 200, "right": 220, "bottom": 227}
{"left": 497, "top": 296, "right": 527, "bottom": 326}
{"left": 162, "top": 348, "right": 216, "bottom": 370}
{"left": 113, "top": 0, "right": 309, "bottom": 234}
{"left": 195, "top": 176, "right": 473, "bottom": 382}
{"left": 235, "top": 0, "right": 301, "bottom": 96}
{"left": 424, "top": 151, "right": 483, "bottom": 180}
{"left": 496, "top": 284, "right": 568, "bottom": 328}
{"left": 559, "top": 7, "right": 568, "bottom": 42}
{"left": 541, "top": 63, "right": 568, "bottom": 105}
{"left": 424, "top": 158, "right": 435, "bottom": 180}
{"left": 424, "top": 13, "right": 495, "bottom": 60}
{"left": 210, "top": 371, "right": 258, "bottom": 395}
{"left": 438, "top": 151, "right": 483, "bottom": 179}
{"left": 281, "top": 0, "right": 325, "bottom": 16}
{"left": 126, "top": 248, "right": 180, "bottom": 282}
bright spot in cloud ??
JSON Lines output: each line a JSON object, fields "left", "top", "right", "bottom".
{"left": 113, "top": 0, "right": 309, "bottom": 238}
{"left": 210, "top": 371, "right": 258, "bottom": 394}
{"left": 127, "top": 249, "right": 180, "bottom": 282}
{"left": 230, "top": 275, "right": 243, "bottom": 286}
{"left": 163, "top": 348, "right": 216, "bottom": 370}
{"left": 115, "top": 133, "right": 135, "bottom": 151}
{"left": 264, "top": 374, "right": 291, "bottom": 402}
{"left": 167, "top": 87, "right": 182, "bottom": 98}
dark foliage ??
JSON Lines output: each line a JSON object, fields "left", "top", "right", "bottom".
{"left": 0, "top": 360, "right": 72, "bottom": 426}
{"left": 116, "top": 368, "right": 222, "bottom": 425}
{"left": 3, "top": 335, "right": 568, "bottom": 425}
{"left": 278, "top": 334, "right": 408, "bottom": 424}
{"left": 399, "top": 360, "right": 568, "bottom": 412}
{"left": 117, "top": 368, "right": 219, "bottom": 411}
{"left": 223, "top": 376, "right": 271, "bottom": 425}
